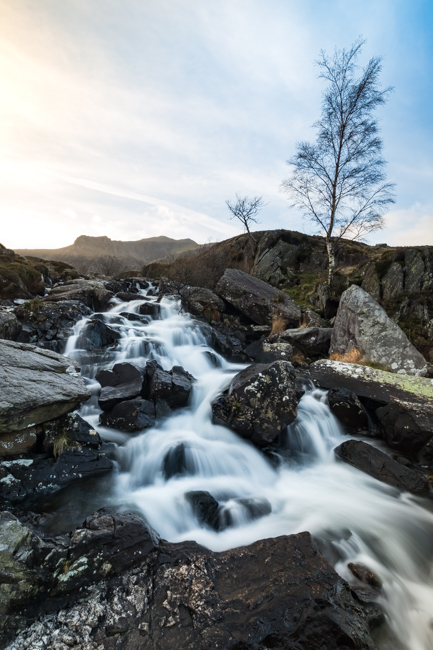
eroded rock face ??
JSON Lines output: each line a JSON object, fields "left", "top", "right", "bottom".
{"left": 382, "top": 262, "right": 404, "bottom": 300}
{"left": 376, "top": 400, "right": 433, "bottom": 453}
{"left": 335, "top": 439, "right": 429, "bottom": 494}
{"left": 330, "top": 285, "right": 427, "bottom": 376}
{"left": 212, "top": 361, "right": 298, "bottom": 446}
{"left": 3, "top": 517, "right": 380, "bottom": 650}
{"left": 215, "top": 268, "right": 300, "bottom": 327}
{"left": 0, "top": 340, "right": 90, "bottom": 433}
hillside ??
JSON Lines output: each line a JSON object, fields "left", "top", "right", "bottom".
{"left": 15, "top": 235, "right": 199, "bottom": 274}
{"left": 142, "top": 229, "right": 433, "bottom": 362}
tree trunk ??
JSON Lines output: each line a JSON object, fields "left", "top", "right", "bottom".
{"left": 326, "top": 238, "right": 335, "bottom": 285}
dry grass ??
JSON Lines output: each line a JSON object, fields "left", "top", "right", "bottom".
{"left": 53, "top": 433, "right": 72, "bottom": 458}
{"left": 330, "top": 348, "right": 362, "bottom": 364}
{"left": 270, "top": 315, "right": 287, "bottom": 336}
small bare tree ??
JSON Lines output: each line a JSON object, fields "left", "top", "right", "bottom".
{"left": 282, "top": 39, "right": 395, "bottom": 283}
{"left": 226, "top": 194, "right": 265, "bottom": 243}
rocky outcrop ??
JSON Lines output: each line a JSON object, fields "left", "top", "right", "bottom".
{"left": 328, "top": 388, "right": 369, "bottom": 431}
{"left": 212, "top": 361, "right": 298, "bottom": 446}
{"left": 252, "top": 233, "right": 298, "bottom": 287}
{"left": 330, "top": 285, "right": 427, "bottom": 376}
{"left": 2, "top": 512, "right": 380, "bottom": 650}
{"left": 45, "top": 279, "right": 114, "bottom": 312}
{"left": 335, "top": 439, "right": 429, "bottom": 494}
{"left": 13, "top": 300, "right": 91, "bottom": 352}
{"left": 375, "top": 400, "right": 433, "bottom": 454}
{"left": 0, "top": 340, "right": 90, "bottom": 433}
{"left": 215, "top": 268, "right": 300, "bottom": 327}
{"left": 381, "top": 262, "right": 404, "bottom": 300}
{"left": 245, "top": 337, "right": 293, "bottom": 363}
{"left": 311, "top": 360, "right": 433, "bottom": 405}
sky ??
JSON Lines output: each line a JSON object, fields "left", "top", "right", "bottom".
{"left": 0, "top": 0, "right": 432, "bottom": 250}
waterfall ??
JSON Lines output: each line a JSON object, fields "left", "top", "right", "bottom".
{"left": 66, "top": 286, "right": 433, "bottom": 650}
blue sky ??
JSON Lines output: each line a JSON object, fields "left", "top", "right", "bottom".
{"left": 0, "top": 0, "right": 432, "bottom": 249}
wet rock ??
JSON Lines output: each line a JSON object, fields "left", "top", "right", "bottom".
{"left": 375, "top": 400, "right": 433, "bottom": 453}
{"left": 163, "top": 442, "right": 190, "bottom": 479}
{"left": 215, "top": 268, "right": 300, "bottom": 327}
{"left": 185, "top": 491, "right": 219, "bottom": 530}
{"left": 0, "top": 311, "right": 21, "bottom": 340}
{"left": 381, "top": 262, "right": 404, "bottom": 300}
{"left": 281, "top": 326, "right": 333, "bottom": 358}
{"left": 14, "top": 300, "right": 91, "bottom": 352}
{"left": 145, "top": 361, "right": 194, "bottom": 409}
{"left": 245, "top": 337, "right": 293, "bottom": 363}
{"left": 212, "top": 360, "right": 298, "bottom": 446}
{"left": 328, "top": 387, "right": 369, "bottom": 430}
{"left": 330, "top": 285, "right": 428, "bottom": 376}
{"left": 219, "top": 497, "right": 272, "bottom": 529}
{"left": 147, "top": 366, "right": 173, "bottom": 402}
{"left": 311, "top": 359, "right": 433, "bottom": 405}
{"left": 170, "top": 366, "right": 194, "bottom": 407}
{"left": 139, "top": 302, "right": 161, "bottom": 318}
{"left": 45, "top": 279, "right": 114, "bottom": 311}
{"left": 348, "top": 562, "right": 382, "bottom": 589}
{"left": 334, "top": 439, "right": 429, "bottom": 494}
{"left": 211, "top": 326, "right": 248, "bottom": 362}
{"left": 42, "top": 412, "right": 102, "bottom": 454}
{"left": 0, "top": 340, "right": 90, "bottom": 434}
{"left": 99, "top": 398, "right": 156, "bottom": 432}
{"left": 97, "top": 363, "right": 146, "bottom": 411}
{"left": 115, "top": 291, "right": 143, "bottom": 301}
{"left": 77, "top": 318, "right": 121, "bottom": 349}
{"left": 0, "top": 428, "right": 38, "bottom": 457}
{"left": 405, "top": 248, "right": 425, "bottom": 294}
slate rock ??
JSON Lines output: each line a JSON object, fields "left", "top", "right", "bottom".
{"left": 245, "top": 337, "right": 293, "bottom": 363}
{"left": 375, "top": 400, "right": 433, "bottom": 453}
{"left": 404, "top": 248, "right": 425, "bottom": 294}
{"left": 0, "top": 311, "right": 21, "bottom": 341}
{"left": 99, "top": 398, "right": 156, "bottom": 432}
{"left": 212, "top": 360, "right": 298, "bottom": 446}
{"left": 45, "top": 279, "right": 114, "bottom": 311}
{"left": 381, "top": 262, "right": 404, "bottom": 300}
{"left": 0, "top": 340, "right": 90, "bottom": 433}
{"left": 215, "top": 268, "right": 300, "bottom": 326}
{"left": 328, "top": 387, "right": 369, "bottom": 430}
{"left": 77, "top": 319, "right": 121, "bottom": 349}
{"left": 334, "top": 439, "right": 429, "bottom": 494}
{"left": 281, "top": 326, "right": 333, "bottom": 358}
{"left": 211, "top": 326, "right": 248, "bottom": 362}
{"left": 330, "top": 285, "right": 427, "bottom": 376}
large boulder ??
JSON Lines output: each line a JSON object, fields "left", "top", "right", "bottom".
{"left": 0, "top": 340, "right": 90, "bottom": 433}
{"left": 76, "top": 317, "right": 121, "bottom": 349}
{"left": 180, "top": 286, "right": 225, "bottom": 321}
{"left": 45, "top": 279, "right": 114, "bottom": 311}
{"left": 375, "top": 400, "right": 433, "bottom": 453}
{"left": 99, "top": 398, "right": 156, "bottom": 431}
{"left": 311, "top": 359, "right": 433, "bottom": 406}
{"left": 212, "top": 361, "right": 298, "bottom": 446}
{"left": 215, "top": 268, "right": 300, "bottom": 327}
{"left": 335, "top": 439, "right": 429, "bottom": 494}
{"left": 97, "top": 362, "right": 146, "bottom": 411}
{"left": 280, "top": 326, "right": 333, "bottom": 358}
{"left": 330, "top": 285, "right": 427, "bottom": 376}
{"left": 5, "top": 523, "right": 379, "bottom": 650}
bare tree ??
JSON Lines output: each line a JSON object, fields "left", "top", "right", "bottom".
{"left": 282, "top": 39, "right": 395, "bottom": 283}
{"left": 226, "top": 194, "right": 265, "bottom": 243}
{"left": 93, "top": 255, "right": 124, "bottom": 277}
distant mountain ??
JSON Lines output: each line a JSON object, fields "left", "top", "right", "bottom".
{"left": 14, "top": 235, "right": 199, "bottom": 274}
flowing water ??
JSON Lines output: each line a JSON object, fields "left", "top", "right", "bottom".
{"left": 65, "top": 287, "right": 433, "bottom": 650}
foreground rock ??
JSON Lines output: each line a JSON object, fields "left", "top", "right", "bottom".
{"left": 376, "top": 400, "right": 433, "bottom": 454}
{"left": 330, "top": 285, "right": 427, "bottom": 376}
{"left": 2, "top": 511, "right": 379, "bottom": 650}
{"left": 0, "top": 340, "right": 90, "bottom": 433}
{"left": 311, "top": 360, "right": 433, "bottom": 406}
{"left": 212, "top": 361, "right": 298, "bottom": 446}
{"left": 328, "top": 388, "right": 369, "bottom": 431}
{"left": 215, "top": 268, "right": 300, "bottom": 327}
{"left": 335, "top": 439, "right": 429, "bottom": 494}
{"left": 280, "top": 326, "right": 333, "bottom": 358}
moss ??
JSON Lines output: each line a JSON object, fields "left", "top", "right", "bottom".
{"left": 285, "top": 272, "right": 326, "bottom": 307}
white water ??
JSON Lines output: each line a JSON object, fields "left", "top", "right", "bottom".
{"left": 66, "top": 287, "right": 433, "bottom": 650}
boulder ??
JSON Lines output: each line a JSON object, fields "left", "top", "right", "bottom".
{"left": 300, "top": 308, "right": 329, "bottom": 328}
{"left": 181, "top": 287, "right": 225, "bottom": 321}
{"left": 145, "top": 361, "right": 194, "bottom": 408}
{"left": 163, "top": 442, "right": 192, "bottom": 479}
{"left": 215, "top": 268, "right": 300, "bottom": 327}
{"left": 97, "top": 363, "right": 146, "bottom": 411}
{"left": 42, "top": 412, "right": 102, "bottom": 454}
{"left": 1, "top": 519, "right": 379, "bottom": 650}
{"left": 334, "top": 439, "right": 429, "bottom": 494}
{"left": 252, "top": 238, "right": 298, "bottom": 287}
{"left": 381, "top": 262, "right": 404, "bottom": 300}
{"left": 115, "top": 291, "right": 143, "bottom": 301}
{"left": 76, "top": 318, "right": 121, "bottom": 349}
{"left": 330, "top": 285, "right": 427, "bottom": 376}
{"left": 99, "top": 398, "right": 156, "bottom": 432}
{"left": 210, "top": 326, "right": 248, "bottom": 362}
{"left": 375, "top": 400, "right": 433, "bottom": 453}
{"left": 212, "top": 360, "right": 298, "bottom": 446}
{"left": 245, "top": 338, "right": 293, "bottom": 363}
{"left": 0, "top": 311, "right": 21, "bottom": 340}
{"left": 280, "top": 326, "right": 333, "bottom": 358}
{"left": 139, "top": 302, "right": 161, "bottom": 318}
{"left": 328, "top": 387, "right": 369, "bottom": 430}
{"left": 170, "top": 366, "right": 194, "bottom": 407}
{"left": 311, "top": 359, "right": 433, "bottom": 406}
{"left": 185, "top": 491, "right": 220, "bottom": 530}
{"left": 0, "top": 340, "right": 90, "bottom": 433}
{"left": 0, "top": 428, "right": 37, "bottom": 457}
{"left": 14, "top": 300, "right": 91, "bottom": 351}
{"left": 45, "top": 279, "right": 114, "bottom": 311}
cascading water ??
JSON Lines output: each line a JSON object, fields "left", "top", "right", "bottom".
{"left": 65, "top": 286, "right": 433, "bottom": 650}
